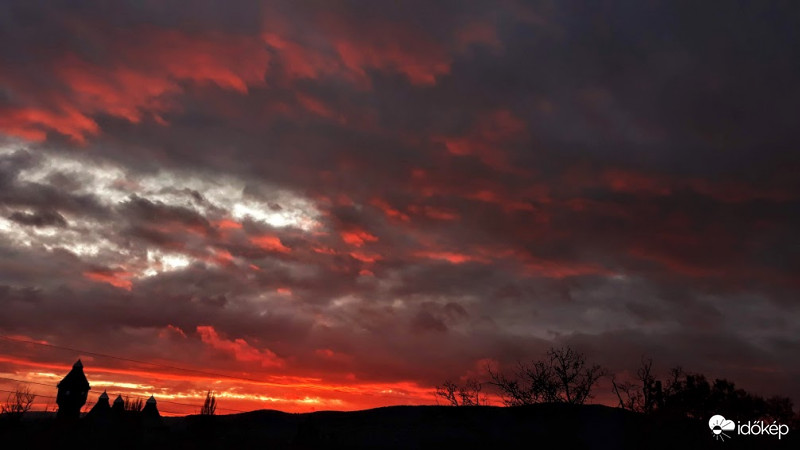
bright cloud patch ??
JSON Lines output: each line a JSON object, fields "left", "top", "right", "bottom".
{"left": 0, "top": 144, "right": 319, "bottom": 285}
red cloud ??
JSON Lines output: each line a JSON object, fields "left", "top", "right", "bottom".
{"left": 158, "top": 324, "right": 188, "bottom": 340}
{"left": 414, "top": 251, "right": 489, "bottom": 264}
{"left": 263, "top": 12, "right": 451, "bottom": 87}
{"left": 212, "top": 248, "right": 235, "bottom": 266}
{"left": 296, "top": 93, "right": 339, "bottom": 120}
{"left": 250, "top": 235, "right": 291, "bottom": 253}
{"left": 262, "top": 32, "right": 337, "bottom": 80}
{"left": 435, "top": 109, "right": 528, "bottom": 172}
{"left": 1, "top": 27, "right": 269, "bottom": 143}
{"left": 521, "top": 259, "right": 612, "bottom": 279}
{"left": 215, "top": 219, "right": 243, "bottom": 230}
{"left": 333, "top": 37, "right": 449, "bottom": 86}
{"left": 197, "top": 325, "right": 284, "bottom": 368}
{"left": 349, "top": 251, "right": 382, "bottom": 263}
{"left": 83, "top": 268, "right": 134, "bottom": 290}
{"left": 408, "top": 205, "right": 460, "bottom": 221}
{"left": 370, "top": 198, "right": 411, "bottom": 222}
{"left": 340, "top": 229, "right": 379, "bottom": 247}
{"left": 0, "top": 105, "right": 99, "bottom": 143}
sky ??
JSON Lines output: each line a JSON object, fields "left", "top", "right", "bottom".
{"left": 0, "top": 0, "right": 798, "bottom": 415}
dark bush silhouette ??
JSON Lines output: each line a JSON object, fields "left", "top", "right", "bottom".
{"left": 611, "top": 359, "right": 798, "bottom": 427}
{"left": 488, "top": 345, "right": 606, "bottom": 405}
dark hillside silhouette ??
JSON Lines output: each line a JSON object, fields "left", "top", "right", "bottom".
{"left": 4, "top": 403, "right": 797, "bottom": 450}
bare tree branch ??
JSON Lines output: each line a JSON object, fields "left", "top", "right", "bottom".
{"left": 488, "top": 346, "right": 606, "bottom": 406}
{"left": 1, "top": 385, "right": 36, "bottom": 421}
{"left": 435, "top": 379, "right": 483, "bottom": 406}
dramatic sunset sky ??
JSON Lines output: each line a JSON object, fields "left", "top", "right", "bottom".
{"left": 0, "top": 1, "right": 798, "bottom": 415}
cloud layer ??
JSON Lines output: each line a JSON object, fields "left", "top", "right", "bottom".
{"left": 0, "top": 1, "right": 798, "bottom": 413}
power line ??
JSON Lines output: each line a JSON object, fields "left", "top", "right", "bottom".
{"left": 0, "top": 387, "right": 57, "bottom": 399}
{"left": 0, "top": 375, "right": 54, "bottom": 388}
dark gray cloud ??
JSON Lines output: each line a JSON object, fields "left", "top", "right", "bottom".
{"left": 8, "top": 209, "right": 67, "bottom": 227}
{"left": 0, "top": 0, "right": 797, "bottom": 411}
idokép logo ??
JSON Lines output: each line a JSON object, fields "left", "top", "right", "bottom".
{"left": 708, "top": 414, "right": 790, "bottom": 442}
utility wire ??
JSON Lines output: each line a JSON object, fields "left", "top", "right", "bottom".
{"left": 0, "top": 387, "right": 56, "bottom": 399}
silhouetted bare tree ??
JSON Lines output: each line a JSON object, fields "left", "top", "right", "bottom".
{"left": 610, "top": 359, "right": 797, "bottom": 426}
{"left": 549, "top": 346, "right": 607, "bottom": 404}
{"left": 1, "top": 385, "right": 36, "bottom": 421}
{"left": 489, "top": 346, "right": 606, "bottom": 406}
{"left": 123, "top": 396, "right": 144, "bottom": 412}
{"left": 435, "top": 380, "right": 459, "bottom": 406}
{"left": 435, "top": 379, "right": 484, "bottom": 406}
{"left": 611, "top": 357, "right": 661, "bottom": 413}
{"left": 611, "top": 375, "right": 641, "bottom": 411}
{"left": 201, "top": 390, "right": 217, "bottom": 415}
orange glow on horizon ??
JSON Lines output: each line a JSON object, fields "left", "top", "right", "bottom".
{"left": 0, "top": 353, "right": 448, "bottom": 414}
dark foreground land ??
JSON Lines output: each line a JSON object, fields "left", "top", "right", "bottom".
{"left": 2, "top": 404, "right": 796, "bottom": 449}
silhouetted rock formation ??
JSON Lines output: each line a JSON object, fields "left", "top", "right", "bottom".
{"left": 56, "top": 359, "right": 90, "bottom": 420}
